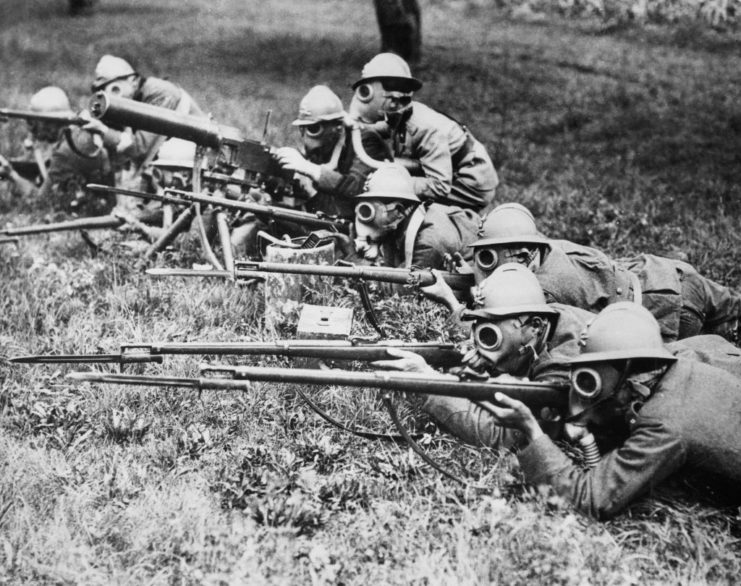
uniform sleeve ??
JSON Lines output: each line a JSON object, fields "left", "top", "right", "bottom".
{"left": 518, "top": 417, "right": 687, "bottom": 519}
{"left": 315, "top": 131, "right": 388, "bottom": 198}
{"left": 422, "top": 395, "right": 525, "bottom": 450}
{"left": 409, "top": 124, "right": 454, "bottom": 201}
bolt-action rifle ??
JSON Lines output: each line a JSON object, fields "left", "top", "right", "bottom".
{"left": 0, "top": 215, "right": 124, "bottom": 237}
{"left": 148, "top": 260, "right": 473, "bottom": 290}
{"left": 67, "top": 366, "right": 568, "bottom": 409}
{"left": 12, "top": 339, "right": 463, "bottom": 369}
{"left": 88, "top": 184, "right": 350, "bottom": 233}
{"left": 0, "top": 108, "right": 87, "bottom": 127}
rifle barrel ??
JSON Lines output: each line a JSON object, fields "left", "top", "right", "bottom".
{"left": 1, "top": 215, "right": 124, "bottom": 236}
{"left": 0, "top": 108, "right": 85, "bottom": 126}
{"left": 234, "top": 261, "right": 472, "bottom": 290}
{"left": 14, "top": 341, "right": 461, "bottom": 368}
{"left": 67, "top": 367, "right": 567, "bottom": 408}
{"left": 166, "top": 188, "right": 348, "bottom": 231}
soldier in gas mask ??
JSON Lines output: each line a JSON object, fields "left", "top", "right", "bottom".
{"left": 274, "top": 85, "right": 389, "bottom": 220}
{"left": 349, "top": 53, "right": 498, "bottom": 213}
{"left": 352, "top": 163, "right": 479, "bottom": 269}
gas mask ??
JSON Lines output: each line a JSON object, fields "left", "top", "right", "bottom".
{"left": 94, "top": 75, "right": 137, "bottom": 100}
{"left": 349, "top": 81, "right": 413, "bottom": 126}
{"left": 300, "top": 122, "right": 342, "bottom": 163}
{"left": 353, "top": 199, "right": 408, "bottom": 261}
{"left": 464, "top": 316, "right": 548, "bottom": 377}
{"left": 472, "top": 245, "right": 540, "bottom": 283}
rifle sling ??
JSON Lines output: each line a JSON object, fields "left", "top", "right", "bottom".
{"left": 356, "top": 279, "right": 387, "bottom": 338}
{"left": 382, "top": 393, "right": 490, "bottom": 489}
{"left": 292, "top": 384, "right": 411, "bottom": 442}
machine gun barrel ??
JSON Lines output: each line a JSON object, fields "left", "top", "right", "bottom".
{"left": 13, "top": 340, "right": 462, "bottom": 368}
{"left": 233, "top": 260, "right": 473, "bottom": 290}
{"left": 67, "top": 366, "right": 568, "bottom": 408}
{"left": 89, "top": 92, "right": 223, "bottom": 148}
{"left": 0, "top": 215, "right": 124, "bottom": 237}
{"left": 0, "top": 108, "right": 86, "bottom": 126}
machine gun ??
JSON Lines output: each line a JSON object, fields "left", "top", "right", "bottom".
{"left": 89, "top": 92, "right": 291, "bottom": 188}
{"left": 67, "top": 366, "right": 567, "bottom": 408}
{"left": 12, "top": 339, "right": 463, "bottom": 369}
{"left": 88, "top": 92, "right": 301, "bottom": 271}
{"left": 0, "top": 215, "right": 124, "bottom": 237}
{"left": 0, "top": 108, "right": 87, "bottom": 127}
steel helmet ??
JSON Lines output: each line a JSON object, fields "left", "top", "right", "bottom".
{"left": 92, "top": 55, "right": 136, "bottom": 91}
{"left": 152, "top": 138, "right": 198, "bottom": 169}
{"left": 292, "top": 85, "right": 344, "bottom": 126}
{"left": 470, "top": 202, "right": 549, "bottom": 249}
{"left": 29, "top": 86, "right": 73, "bottom": 114}
{"left": 569, "top": 302, "right": 676, "bottom": 364}
{"left": 463, "top": 263, "right": 558, "bottom": 327}
{"left": 352, "top": 53, "right": 422, "bottom": 92}
{"left": 356, "top": 164, "right": 419, "bottom": 203}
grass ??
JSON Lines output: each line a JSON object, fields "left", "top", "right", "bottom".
{"left": 2, "top": 0, "right": 741, "bottom": 583}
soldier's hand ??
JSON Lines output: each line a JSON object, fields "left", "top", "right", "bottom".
{"left": 420, "top": 268, "right": 460, "bottom": 312}
{"left": 444, "top": 252, "right": 474, "bottom": 275}
{"left": 78, "top": 109, "right": 108, "bottom": 136}
{"left": 371, "top": 348, "right": 434, "bottom": 374}
{"left": 275, "top": 147, "right": 321, "bottom": 180}
{"left": 0, "top": 155, "right": 12, "bottom": 180}
{"left": 477, "top": 393, "right": 544, "bottom": 443}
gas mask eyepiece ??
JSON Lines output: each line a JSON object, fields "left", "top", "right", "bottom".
{"left": 571, "top": 367, "right": 602, "bottom": 400}
{"left": 474, "top": 248, "right": 499, "bottom": 272}
{"left": 474, "top": 323, "right": 503, "bottom": 352}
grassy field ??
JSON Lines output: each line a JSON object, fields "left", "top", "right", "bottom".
{"left": 2, "top": 0, "right": 741, "bottom": 583}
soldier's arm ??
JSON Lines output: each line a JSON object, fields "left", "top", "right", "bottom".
{"left": 315, "top": 130, "right": 389, "bottom": 198}
{"left": 518, "top": 417, "right": 687, "bottom": 520}
{"left": 408, "top": 125, "right": 454, "bottom": 202}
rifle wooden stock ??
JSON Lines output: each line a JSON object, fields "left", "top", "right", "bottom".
{"left": 0, "top": 108, "right": 86, "bottom": 126}
{"left": 67, "top": 367, "right": 568, "bottom": 408}
{"left": 234, "top": 260, "right": 473, "bottom": 290}
{"left": 88, "top": 184, "right": 349, "bottom": 232}
{"left": 0, "top": 215, "right": 124, "bottom": 236}
{"left": 14, "top": 340, "right": 463, "bottom": 368}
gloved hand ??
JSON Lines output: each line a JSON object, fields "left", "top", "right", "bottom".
{"left": 275, "top": 147, "right": 321, "bottom": 181}
{"left": 79, "top": 109, "right": 109, "bottom": 136}
{"left": 444, "top": 252, "right": 474, "bottom": 275}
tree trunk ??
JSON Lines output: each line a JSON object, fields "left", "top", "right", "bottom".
{"left": 372, "top": 0, "right": 422, "bottom": 64}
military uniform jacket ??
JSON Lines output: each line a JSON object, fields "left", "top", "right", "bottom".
{"left": 537, "top": 241, "right": 699, "bottom": 341}
{"left": 375, "top": 102, "right": 498, "bottom": 211}
{"left": 518, "top": 357, "right": 741, "bottom": 519}
{"left": 383, "top": 202, "right": 480, "bottom": 269}
{"left": 305, "top": 127, "right": 390, "bottom": 219}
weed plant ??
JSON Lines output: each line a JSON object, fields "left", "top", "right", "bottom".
{"left": 1, "top": 0, "right": 740, "bottom": 583}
